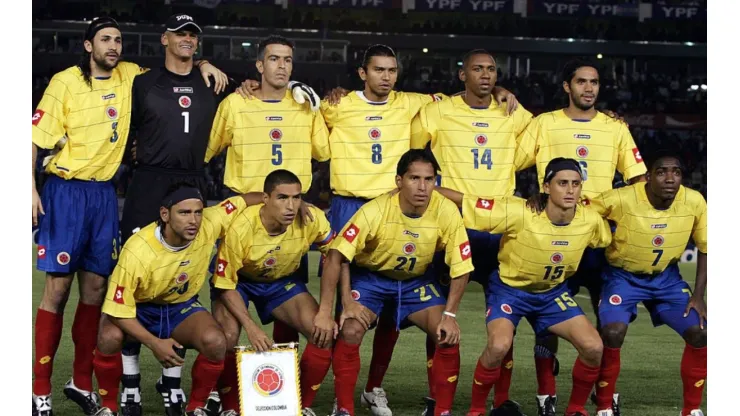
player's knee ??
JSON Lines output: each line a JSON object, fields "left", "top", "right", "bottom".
{"left": 339, "top": 319, "right": 366, "bottom": 345}
{"left": 223, "top": 328, "right": 240, "bottom": 350}
{"left": 578, "top": 336, "right": 604, "bottom": 366}
{"left": 41, "top": 277, "right": 73, "bottom": 313}
{"left": 600, "top": 323, "right": 627, "bottom": 348}
{"left": 483, "top": 337, "right": 512, "bottom": 367}
{"left": 683, "top": 326, "right": 707, "bottom": 348}
{"left": 79, "top": 272, "right": 107, "bottom": 305}
{"left": 199, "top": 327, "right": 227, "bottom": 361}
{"left": 97, "top": 320, "right": 124, "bottom": 355}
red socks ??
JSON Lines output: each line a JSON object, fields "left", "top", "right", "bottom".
{"left": 494, "top": 346, "right": 514, "bottom": 405}
{"left": 365, "top": 315, "right": 400, "bottom": 392}
{"left": 33, "top": 309, "right": 64, "bottom": 396}
{"left": 218, "top": 352, "right": 240, "bottom": 412}
{"left": 595, "top": 347, "right": 621, "bottom": 410}
{"left": 433, "top": 344, "right": 460, "bottom": 416}
{"left": 72, "top": 302, "right": 101, "bottom": 392}
{"left": 469, "top": 359, "right": 501, "bottom": 413}
{"left": 681, "top": 344, "right": 707, "bottom": 415}
{"left": 272, "top": 319, "right": 299, "bottom": 344}
{"left": 426, "top": 335, "right": 437, "bottom": 398}
{"left": 333, "top": 339, "right": 361, "bottom": 414}
{"left": 93, "top": 350, "right": 122, "bottom": 411}
{"left": 535, "top": 356, "right": 556, "bottom": 396}
{"left": 187, "top": 354, "right": 224, "bottom": 411}
{"left": 300, "top": 344, "right": 333, "bottom": 407}
{"left": 565, "top": 357, "right": 601, "bottom": 414}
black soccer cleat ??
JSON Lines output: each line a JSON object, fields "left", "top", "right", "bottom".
{"left": 490, "top": 400, "right": 527, "bottom": 416}
{"left": 156, "top": 378, "right": 187, "bottom": 416}
{"left": 421, "top": 396, "right": 435, "bottom": 416}
{"left": 535, "top": 395, "right": 556, "bottom": 416}
{"left": 119, "top": 397, "right": 142, "bottom": 416}
{"left": 63, "top": 379, "right": 101, "bottom": 415}
{"left": 205, "top": 391, "right": 222, "bottom": 415}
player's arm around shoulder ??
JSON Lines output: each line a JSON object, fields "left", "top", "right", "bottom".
{"left": 309, "top": 207, "right": 336, "bottom": 252}
{"left": 203, "top": 196, "right": 249, "bottom": 239}
{"left": 585, "top": 206, "right": 613, "bottom": 249}
{"left": 33, "top": 71, "right": 75, "bottom": 149}
{"left": 585, "top": 187, "right": 622, "bottom": 220}
{"left": 514, "top": 111, "right": 545, "bottom": 171}
{"left": 461, "top": 194, "right": 523, "bottom": 235}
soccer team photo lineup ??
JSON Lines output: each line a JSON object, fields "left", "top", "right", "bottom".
{"left": 30, "top": 3, "right": 708, "bottom": 416}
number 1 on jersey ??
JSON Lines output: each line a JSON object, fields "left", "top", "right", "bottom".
{"left": 181, "top": 111, "right": 190, "bottom": 133}
{"left": 471, "top": 148, "right": 492, "bottom": 170}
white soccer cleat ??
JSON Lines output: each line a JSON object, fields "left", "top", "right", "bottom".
{"left": 597, "top": 410, "right": 613, "bottom": 416}
{"left": 33, "top": 394, "right": 53, "bottom": 415}
{"left": 328, "top": 398, "right": 338, "bottom": 416}
{"left": 63, "top": 379, "right": 101, "bottom": 415}
{"left": 360, "top": 387, "right": 393, "bottom": 416}
{"left": 302, "top": 408, "right": 318, "bottom": 416}
{"left": 686, "top": 411, "right": 704, "bottom": 416}
{"left": 94, "top": 408, "right": 117, "bottom": 416}
{"left": 288, "top": 81, "right": 320, "bottom": 112}
{"left": 219, "top": 411, "right": 239, "bottom": 416}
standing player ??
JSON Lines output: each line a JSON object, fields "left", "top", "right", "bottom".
{"left": 589, "top": 152, "right": 707, "bottom": 416}
{"left": 92, "top": 183, "right": 252, "bottom": 416}
{"left": 503, "top": 59, "right": 647, "bottom": 416}
{"left": 31, "top": 17, "right": 224, "bottom": 416}
{"left": 319, "top": 149, "right": 474, "bottom": 416}
{"left": 211, "top": 170, "right": 337, "bottom": 416}
{"left": 408, "top": 49, "right": 533, "bottom": 415}
{"left": 436, "top": 158, "right": 612, "bottom": 416}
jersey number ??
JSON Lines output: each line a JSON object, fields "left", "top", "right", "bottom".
{"left": 167, "top": 281, "right": 190, "bottom": 296}
{"left": 471, "top": 148, "right": 493, "bottom": 170}
{"left": 272, "top": 144, "right": 283, "bottom": 166}
{"left": 543, "top": 265, "right": 565, "bottom": 280}
{"left": 579, "top": 161, "right": 588, "bottom": 181}
{"left": 181, "top": 112, "right": 190, "bottom": 133}
{"left": 652, "top": 249, "right": 664, "bottom": 266}
{"left": 554, "top": 293, "right": 578, "bottom": 311}
{"left": 111, "top": 238, "right": 120, "bottom": 261}
{"left": 371, "top": 144, "right": 382, "bottom": 164}
{"left": 414, "top": 283, "right": 441, "bottom": 302}
{"left": 394, "top": 256, "right": 417, "bottom": 272}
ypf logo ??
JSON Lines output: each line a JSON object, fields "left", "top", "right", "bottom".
{"left": 550, "top": 252, "right": 564, "bottom": 264}
{"left": 475, "top": 134, "right": 488, "bottom": 146}
{"left": 252, "top": 364, "right": 285, "bottom": 397}
{"left": 500, "top": 304, "right": 513, "bottom": 315}
{"left": 576, "top": 146, "right": 589, "bottom": 158}
{"left": 368, "top": 128, "right": 381, "bottom": 140}
{"left": 403, "top": 242, "right": 416, "bottom": 255}
{"left": 178, "top": 96, "right": 191, "bottom": 108}
{"left": 609, "top": 294, "right": 622, "bottom": 306}
{"left": 105, "top": 106, "right": 118, "bottom": 120}
{"left": 652, "top": 235, "right": 665, "bottom": 247}
{"left": 269, "top": 129, "right": 282, "bottom": 141}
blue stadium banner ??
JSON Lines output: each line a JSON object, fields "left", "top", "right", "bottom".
{"left": 530, "top": 1, "right": 638, "bottom": 17}
{"left": 290, "top": 0, "right": 395, "bottom": 7}
{"left": 414, "top": 0, "right": 513, "bottom": 13}
{"left": 652, "top": 3, "right": 706, "bottom": 20}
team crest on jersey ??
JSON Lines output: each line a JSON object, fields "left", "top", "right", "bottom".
{"left": 178, "top": 96, "right": 192, "bottom": 108}
{"left": 351, "top": 290, "right": 361, "bottom": 301}
{"left": 265, "top": 116, "right": 283, "bottom": 121}
{"left": 476, "top": 198, "right": 494, "bottom": 210}
{"left": 472, "top": 122, "right": 489, "bottom": 128}
{"left": 651, "top": 224, "right": 667, "bottom": 229}
{"left": 173, "top": 87, "right": 193, "bottom": 94}
{"left": 57, "top": 252, "right": 70, "bottom": 265}
{"left": 264, "top": 257, "right": 277, "bottom": 268}
{"left": 37, "top": 245, "right": 47, "bottom": 260}
{"left": 475, "top": 134, "right": 488, "bottom": 146}
{"left": 175, "top": 273, "right": 189, "bottom": 285}
{"left": 270, "top": 129, "right": 283, "bottom": 141}
{"left": 459, "top": 241, "right": 472, "bottom": 261}
{"left": 403, "top": 243, "right": 416, "bottom": 255}
{"left": 105, "top": 106, "right": 118, "bottom": 120}
{"left": 32, "top": 110, "right": 44, "bottom": 126}
{"left": 403, "top": 230, "right": 420, "bottom": 238}
{"left": 551, "top": 241, "right": 569, "bottom": 246}
{"left": 368, "top": 128, "right": 381, "bottom": 140}
{"left": 500, "top": 304, "right": 513, "bottom": 315}
{"left": 632, "top": 148, "right": 643, "bottom": 163}
{"left": 652, "top": 235, "right": 665, "bottom": 247}
{"left": 550, "top": 252, "right": 564, "bottom": 264}
{"left": 609, "top": 294, "right": 622, "bottom": 306}
{"left": 573, "top": 134, "right": 591, "bottom": 139}
{"left": 101, "top": 93, "right": 116, "bottom": 100}
{"left": 366, "top": 116, "right": 382, "bottom": 121}
{"left": 576, "top": 146, "right": 589, "bottom": 158}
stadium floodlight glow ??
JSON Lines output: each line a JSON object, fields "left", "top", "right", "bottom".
{"left": 597, "top": 53, "right": 603, "bottom": 59}
{"left": 685, "top": 41, "right": 695, "bottom": 46}
{"left": 567, "top": 38, "right": 575, "bottom": 42}
{"left": 457, "top": 61, "right": 463, "bottom": 66}
{"left": 242, "top": 42, "right": 252, "bottom": 47}
{"left": 690, "top": 85, "right": 699, "bottom": 91}
{"left": 701, "top": 84, "right": 707, "bottom": 90}
{"left": 423, "top": 48, "right": 429, "bottom": 53}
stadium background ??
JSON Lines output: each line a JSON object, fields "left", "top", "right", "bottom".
{"left": 32, "top": 0, "right": 707, "bottom": 414}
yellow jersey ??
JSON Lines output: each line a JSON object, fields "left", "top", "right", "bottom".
{"left": 410, "top": 95, "right": 533, "bottom": 198}
{"left": 321, "top": 91, "right": 445, "bottom": 199}
{"left": 212, "top": 205, "right": 334, "bottom": 286}
{"left": 516, "top": 110, "right": 647, "bottom": 198}
{"left": 102, "top": 196, "right": 247, "bottom": 318}
{"left": 462, "top": 195, "right": 612, "bottom": 292}
{"left": 588, "top": 184, "right": 707, "bottom": 275}
{"left": 205, "top": 91, "right": 331, "bottom": 194}
{"left": 33, "top": 62, "right": 145, "bottom": 181}
{"left": 331, "top": 192, "right": 474, "bottom": 280}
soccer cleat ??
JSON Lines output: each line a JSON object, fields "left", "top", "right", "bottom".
{"left": 328, "top": 398, "right": 338, "bottom": 416}
{"left": 466, "top": 413, "right": 484, "bottom": 416}
{"left": 360, "top": 387, "right": 393, "bottom": 416}
{"left": 421, "top": 396, "right": 435, "bottom": 416}
{"left": 440, "top": 412, "right": 452, "bottom": 416}
{"left": 63, "top": 379, "right": 101, "bottom": 415}
{"left": 596, "top": 410, "right": 613, "bottom": 416}
{"left": 119, "top": 388, "right": 142, "bottom": 416}
{"left": 33, "top": 394, "right": 53, "bottom": 416}
{"left": 186, "top": 408, "right": 210, "bottom": 416}
{"left": 156, "top": 378, "right": 187, "bottom": 416}
{"left": 534, "top": 395, "right": 556, "bottom": 416}
{"left": 335, "top": 409, "right": 351, "bottom": 416}
{"left": 94, "top": 408, "right": 118, "bottom": 416}
{"left": 219, "top": 411, "right": 239, "bottom": 416}
{"left": 686, "top": 411, "right": 705, "bottom": 416}
{"left": 590, "top": 391, "right": 620, "bottom": 416}
{"left": 205, "top": 391, "right": 222, "bottom": 415}
{"left": 303, "top": 408, "right": 318, "bottom": 416}
{"left": 491, "top": 400, "right": 527, "bottom": 416}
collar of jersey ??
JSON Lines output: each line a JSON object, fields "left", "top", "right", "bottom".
{"left": 636, "top": 183, "right": 683, "bottom": 211}
{"left": 453, "top": 94, "right": 497, "bottom": 110}
{"left": 155, "top": 225, "right": 192, "bottom": 252}
{"left": 559, "top": 108, "right": 599, "bottom": 123}
{"left": 355, "top": 90, "right": 388, "bottom": 105}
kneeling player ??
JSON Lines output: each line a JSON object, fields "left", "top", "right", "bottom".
{"left": 590, "top": 152, "right": 707, "bottom": 416}
{"left": 320, "top": 149, "right": 474, "bottom": 416}
{"left": 92, "top": 184, "right": 248, "bottom": 416}
{"left": 211, "top": 170, "right": 336, "bottom": 416}
{"left": 437, "top": 158, "right": 612, "bottom": 416}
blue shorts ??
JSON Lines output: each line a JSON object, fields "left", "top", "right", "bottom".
{"left": 136, "top": 297, "right": 207, "bottom": 339}
{"left": 435, "top": 229, "right": 501, "bottom": 295}
{"left": 567, "top": 247, "right": 608, "bottom": 296}
{"left": 318, "top": 195, "right": 370, "bottom": 277}
{"left": 485, "top": 271, "right": 585, "bottom": 336}
{"left": 599, "top": 265, "right": 704, "bottom": 336}
{"left": 348, "top": 265, "right": 446, "bottom": 330}
{"left": 211, "top": 274, "right": 308, "bottom": 325}
{"left": 36, "top": 175, "right": 121, "bottom": 276}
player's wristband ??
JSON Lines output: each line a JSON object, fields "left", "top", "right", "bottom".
{"left": 443, "top": 311, "right": 457, "bottom": 318}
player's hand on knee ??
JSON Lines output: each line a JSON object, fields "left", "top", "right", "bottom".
{"left": 685, "top": 295, "right": 707, "bottom": 329}
{"left": 32, "top": 187, "right": 45, "bottom": 226}
{"left": 492, "top": 86, "right": 518, "bottom": 115}
{"left": 312, "top": 311, "right": 338, "bottom": 348}
{"left": 289, "top": 81, "right": 320, "bottom": 112}
{"left": 436, "top": 314, "right": 461, "bottom": 346}
{"left": 236, "top": 79, "right": 261, "bottom": 99}
{"left": 324, "top": 87, "right": 349, "bottom": 106}
{"left": 340, "top": 300, "right": 372, "bottom": 331}
{"left": 246, "top": 327, "right": 273, "bottom": 352}
{"left": 151, "top": 338, "right": 186, "bottom": 368}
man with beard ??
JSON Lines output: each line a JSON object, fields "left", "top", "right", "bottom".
{"left": 31, "top": 17, "right": 226, "bottom": 416}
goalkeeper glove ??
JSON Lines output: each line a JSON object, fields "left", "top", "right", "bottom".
{"left": 42, "top": 135, "right": 68, "bottom": 167}
{"left": 288, "top": 81, "right": 320, "bottom": 112}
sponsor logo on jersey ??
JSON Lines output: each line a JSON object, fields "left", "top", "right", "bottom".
{"left": 651, "top": 224, "right": 668, "bottom": 229}
{"left": 269, "top": 128, "right": 282, "bottom": 141}
{"left": 368, "top": 128, "right": 381, "bottom": 140}
{"left": 652, "top": 235, "right": 665, "bottom": 247}
{"left": 551, "top": 241, "right": 569, "bottom": 246}
{"left": 576, "top": 145, "right": 589, "bottom": 158}
{"left": 459, "top": 241, "right": 472, "bottom": 260}
{"left": 403, "top": 242, "right": 416, "bottom": 255}
{"left": 264, "top": 257, "right": 277, "bottom": 267}
{"left": 550, "top": 252, "right": 564, "bottom": 264}
{"left": 180, "top": 260, "right": 190, "bottom": 267}
{"left": 609, "top": 294, "right": 622, "bottom": 305}
{"left": 267, "top": 246, "right": 282, "bottom": 254}
{"left": 173, "top": 87, "right": 193, "bottom": 94}
{"left": 221, "top": 200, "right": 236, "bottom": 214}
{"left": 574, "top": 133, "right": 591, "bottom": 139}
{"left": 472, "top": 122, "right": 489, "bottom": 128}
{"left": 106, "top": 106, "right": 118, "bottom": 120}
{"left": 500, "top": 304, "right": 513, "bottom": 314}
{"left": 476, "top": 198, "right": 494, "bottom": 210}
{"left": 632, "top": 148, "right": 643, "bottom": 163}
{"left": 403, "top": 230, "right": 420, "bottom": 238}
{"left": 366, "top": 116, "right": 382, "bottom": 121}
{"left": 475, "top": 134, "right": 488, "bottom": 146}
{"left": 176, "top": 273, "right": 189, "bottom": 285}
{"left": 57, "top": 251, "right": 70, "bottom": 265}
{"left": 114, "top": 285, "right": 125, "bottom": 304}
{"left": 178, "top": 96, "right": 192, "bottom": 108}
{"left": 351, "top": 290, "right": 361, "bottom": 300}
{"left": 101, "top": 93, "right": 116, "bottom": 100}
{"left": 216, "top": 259, "right": 228, "bottom": 277}
{"left": 265, "top": 116, "right": 283, "bottom": 121}
{"left": 37, "top": 245, "right": 46, "bottom": 260}
{"left": 343, "top": 224, "right": 360, "bottom": 243}
{"left": 32, "top": 110, "right": 44, "bottom": 125}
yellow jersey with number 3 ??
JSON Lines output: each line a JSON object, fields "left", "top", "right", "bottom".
{"left": 410, "top": 95, "right": 533, "bottom": 198}
{"left": 587, "top": 184, "right": 707, "bottom": 275}
{"left": 515, "top": 110, "right": 647, "bottom": 198}
{"left": 32, "top": 62, "right": 145, "bottom": 181}
{"left": 462, "top": 195, "right": 611, "bottom": 292}
{"left": 102, "top": 196, "right": 247, "bottom": 318}
{"left": 321, "top": 91, "right": 446, "bottom": 199}
{"left": 212, "top": 205, "right": 334, "bottom": 286}
{"left": 331, "top": 192, "right": 474, "bottom": 280}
